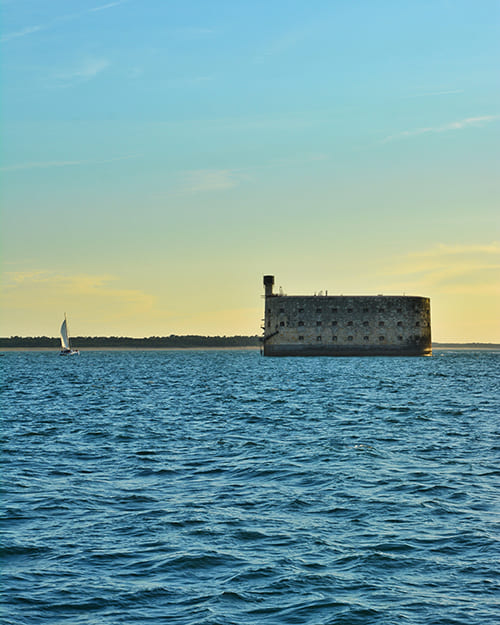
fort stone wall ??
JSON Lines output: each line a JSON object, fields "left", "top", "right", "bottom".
{"left": 262, "top": 276, "right": 431, "bottom": 357}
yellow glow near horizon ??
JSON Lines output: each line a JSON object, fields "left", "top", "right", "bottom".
{"left": 2, "top": 242, "right": 499, "bottom": 342}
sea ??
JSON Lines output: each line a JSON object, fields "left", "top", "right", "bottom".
{"left": 1, "top": 349, "right": 499, "bottom": 625}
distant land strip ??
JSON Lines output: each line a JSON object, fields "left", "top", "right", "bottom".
{"left": 0, "top": 336, "right": 499, "bottom": 350}
{"left": 0, "top": 335, "right": 261, "bottom": 348}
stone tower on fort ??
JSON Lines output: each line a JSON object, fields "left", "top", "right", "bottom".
{"left": 262, "top": 275, "right": 431, "bottom": 357}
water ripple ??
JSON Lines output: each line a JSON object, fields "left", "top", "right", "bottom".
{"left": 1, "top": 350, "right": 499, "bottom": 624}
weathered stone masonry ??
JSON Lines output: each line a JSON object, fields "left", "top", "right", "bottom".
{"left": 262, "top": 275, "right": 431, "bottom": 357}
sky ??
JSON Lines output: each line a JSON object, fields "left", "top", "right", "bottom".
{"left": 1, "top": 0, "right": 499, "bottom": 342}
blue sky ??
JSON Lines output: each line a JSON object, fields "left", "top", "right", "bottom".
{"left": 1, "top": 0, "right": 499, "bottom": 340}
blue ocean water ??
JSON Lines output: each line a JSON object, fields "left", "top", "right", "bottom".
{"left": 1, "top": 349, "right": 499, "bottom": 625}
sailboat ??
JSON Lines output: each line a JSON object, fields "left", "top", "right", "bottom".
{"left": 59, "top": 314, "right": 79, "bottom": 355}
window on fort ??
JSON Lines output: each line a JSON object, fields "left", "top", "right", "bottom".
{"left": 298, "top": 321, "right": 304, "bottom": 326}
{"left": 397, "top": 321, "right": 403, "bottom": 327}
{"left": 347, "top": 321, "right": 353, "bottom": 326}
{"left": 298, "top": 308, "right": 304, "bottom": 313}
{"left": 331, "top": 307, "right": 338, "bottom": 313}
{"left": 397, "top": 308, "right": 402, "bottom": 314}
{"left": 363, "top": 321, "right": 369, "bottom": 326}
{"left": 379, "top": 321, "right": 384, "bottom": 327}
{"left": 379, "top": 336, "right": 385, "bottom": 341}
{"left": 348, "top": 336, "right": 353, "bottom": 341}
{"left": 398, "top": 336, "right": 403, "bottom": 340}
{"left": 267, "top": 309, "right": 271, "bottom": 314}
{"left": 347, "top": 308, "right": 353, "bottom": 313}
{"left": 316, "top": 321, "right": 322, "bottom": 326}
{"left": 316, "top": 308, "right": 322, "bottom": 314}
{"left": 299, "top": 335, "right": 304, "bottom": 341}
{"left": 316, "top": 336, "right": 322, "bottom": 342}
{"left": 280, "top": 321, "right": 285, "bottom": 327}
{"left": 332, "top": 320, "right": 337, "bottom": 326}
{"left": 332, "top": 336, "right": 338, "bottom": 342}
{"left": 364, "top": 336, "right": 369, "bottom": 341}
{"left": 378, "top": 309, "right": 384, "bottom": 313}
{"left": 363, "top": 308, "right": 369, "bottom": 313}
{"left": 415, "top": 321, "right": 420, "bottom": 327}
{"left": 279, "top": 308, "right": 284, "bottom": 313}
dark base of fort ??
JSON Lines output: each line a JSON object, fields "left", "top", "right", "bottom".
{"left": 263, "top": 344, "right": 432, "bottom": 357}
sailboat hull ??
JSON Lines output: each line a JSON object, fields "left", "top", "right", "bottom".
{"left": 59, "top": 349, "right": 79, "bottom": 356}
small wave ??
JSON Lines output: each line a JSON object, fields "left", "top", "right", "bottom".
{"left": 371, "top": 541, "right": 416, "bottom": 553}
{"left": 231, "top": 528, "right": 269, "bottom": 541}
{"left": 0, "top": 544, "right": 51, "bottom": 558}
{"left": 160, "top": 551, "right": 244, "bottom": 572}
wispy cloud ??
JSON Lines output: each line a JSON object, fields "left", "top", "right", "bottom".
{"left": 383, "top": 115, "right": 500, "bottom": 143}
{"left": 254, "top": 28, "right": 309, "bottom": 63}
{"left": 406, "top": 89, "right": 464, "bottom": 98}
{"left": 409, "top": 243, "right": 500, "bottom": 258}
{"left": 187, "top": 75, "right": 214, "bottom": 84}
{"left": 178, "top": 169, "right": 244, "bottom": 194}
{"left": 175, "top": 27, "right": 216, "bottom": 37}
{"left": 165, "top": 75, "right": 215, "bottom": 88}
{"left": 0, "top": 25, "right": 44, "bottom": 43}
{"left": 89, "top": 1, "right": 127, "bottom": 12}
{"left": 1, "top": 1, "right": 128, "bottom": 43}
{"left": 168, "top": 151, "right": 328, "bottom": 196}
{"left": 6, "top": 270, "right": 48, "bottom": 284}
{"left": 53, "top": 58, "right": 110, "bottom": 86}
{"left": 0, "top": 153, "right": 140, "bottom": 172}
{"left": 267, "top": 153, "right": 329, "bottom": 169}
{"left": 3, "top": 270, "right": 156, "bottom": 314}
{"left": 382, "top": 243, "right": 500, "bottom": 295}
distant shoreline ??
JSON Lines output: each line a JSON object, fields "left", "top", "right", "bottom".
{"left": 1, "top": 344, "right": 499, "bottom": 352}
{"left": 0, "top": 335, "right": 261, "bottom": 350}
{"left": 0, "top": 346, "right": 261, "bottom": 352}
{"left": 1, "top": 335, "right": 499, "bottom": 352}
{"left": 433, "top": 345, "right": 500, "bottom": 351}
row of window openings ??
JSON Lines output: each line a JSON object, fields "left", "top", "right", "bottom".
{"left": 274, "top": 307, "right": 417, "bottom": 314}
{"left": 278, "top": 320, "right": 421, "bottom": 327}
{"left": 298, "top": 335, "right": 406, "bottom": 342}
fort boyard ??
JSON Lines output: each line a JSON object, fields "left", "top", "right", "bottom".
{"left": 261, "top": 275, "right": 431, "bottom": 357}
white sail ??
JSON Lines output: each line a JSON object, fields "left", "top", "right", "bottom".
{"left": 60, "top": 318, "right": 70, "bottom": 350}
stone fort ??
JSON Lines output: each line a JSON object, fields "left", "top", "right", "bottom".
{"left": 262, "top": 275, "right": 431, "bottom": 357}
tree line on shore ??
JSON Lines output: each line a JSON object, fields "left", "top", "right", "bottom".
{"left": 1, "top": 337, "right": 498, "bottom": 349}
{"left": 0, "top": 335, "right": 261, "bottom": 348}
